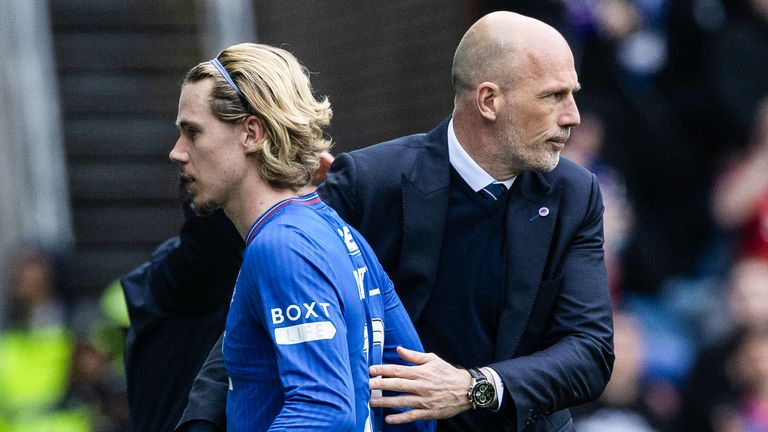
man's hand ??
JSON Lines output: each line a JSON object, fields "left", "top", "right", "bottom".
{"left": 300, "top": 151, "right": 334, "bottom": 195}
{"left": 369, "top": 346, "right": 473, "bottom": 424}
{"left": 312, "top": 151, "right": 335, "bottom": 185}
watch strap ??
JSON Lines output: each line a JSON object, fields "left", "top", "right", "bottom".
{"left": 467, "top": 367, "right": 492, "bottom": 409}
{"left": 468, "top": 367, "right": 487, "bottom": 382}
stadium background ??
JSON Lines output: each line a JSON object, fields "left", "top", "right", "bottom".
{"left": 1, "top": 0, "right": 767, "bottom": 431}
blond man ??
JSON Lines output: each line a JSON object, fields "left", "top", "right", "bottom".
{"left": 170, "top": 43, "right": 429, "bottom": 432}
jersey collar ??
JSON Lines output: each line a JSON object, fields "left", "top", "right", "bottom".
{"left": 245, "top": 192, "right": 322, "bottom": 246}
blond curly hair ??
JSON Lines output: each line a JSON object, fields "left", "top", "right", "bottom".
{"left": 184, "top": 43, "right": 332, "bottom": 190}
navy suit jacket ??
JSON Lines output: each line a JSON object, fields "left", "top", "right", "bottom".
{"left": 179, "top": 118, "right": 613, "bottom": 431}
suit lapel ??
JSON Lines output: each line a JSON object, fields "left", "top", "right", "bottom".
{"left": 397, "top": 119, "right": 451, "bottom": 322}
{"left": 495, "top": 171, "right": 561, "bottom": 360}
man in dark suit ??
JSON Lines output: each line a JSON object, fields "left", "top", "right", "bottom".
{"left": 177, "top": 11, "right": 613, "bottom": 432}
{"left": 356, "top": 12, "right": 614, "bottom": 431}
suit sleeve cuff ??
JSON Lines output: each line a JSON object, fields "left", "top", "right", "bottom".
{"left": 484, "top": 367, "right": 505, "bottom": 412}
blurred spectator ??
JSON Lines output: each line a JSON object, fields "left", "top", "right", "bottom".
{"left": 59, "top": 338, "right": 130, "bottom": 432}
{"left": 563, "top": 110, "right": 634, "bottom": 301}
{"left": 0, "top": 247, "right": 87, "bottom": 431}
{"left": 709, "top": 329, "right": 768, "bottom": 432}
{"left": 678, "top": 257, "right": 768, "bottom": 432}
{"left": 559, "top": 0, "right": 711, "bottom": 295}
{"left": 0, "top": 247, "right": 130, "bottom": 431}
{"left": 565, "top": 109, "right": 697, "bottom": 427}
{"left": 595, "top": 0, "right": 668, "bottom": 90}
{"left": 90, "top": 279, "right": 130, "bottom": 373}
{"left": 5, "top": 246, "right": 66, "bottom": 329}
{"left": 712, "top": 98, "right": 768, "bottom": 263}
{"left": 54, "top": 278, "right": 132, "bottom": 432}
{"left": 661, "top": 0, "right": 731, "bottom": 174}
{"left": 708, "top": 0, "right": 768, "bottom": 151}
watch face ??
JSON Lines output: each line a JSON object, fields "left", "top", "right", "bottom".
{"left": 472, "top": 381, "right": 495, "bottom": 407}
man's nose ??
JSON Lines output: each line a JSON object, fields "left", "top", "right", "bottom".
{"left": 559, "top": 96, "right": 580, "bottom": 128}
{"left": 169, "top": 137, "right": 188, "bottom": 163}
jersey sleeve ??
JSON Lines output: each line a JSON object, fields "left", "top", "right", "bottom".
{"left": 376, "top": 268, "right": 435, "bottom": 432}
{"left": 380, "top": 276, "right": 423, "bottom": 366}
{"left": 242, "top": 226, "right": 356, "bottom": 431}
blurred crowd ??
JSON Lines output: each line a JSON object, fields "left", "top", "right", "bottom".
{"left": 2, "top": 0, "right": 768, "bottom": 430}
{"left": 557, "top": 0, "right": 768, "bottom": 431}
{"left": 0, "top": 247, "right": 130, "bottom": 431}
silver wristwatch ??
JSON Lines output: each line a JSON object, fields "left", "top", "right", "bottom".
{"left": 467, "top": 367, "right": 495, "bottom": 409}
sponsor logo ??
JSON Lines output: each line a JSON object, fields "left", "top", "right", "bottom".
{"left": 270, "top": 302, "right": 331, "bottom": 324}
{"left": 274, "top": 321, "right": 337, "bottom": 345}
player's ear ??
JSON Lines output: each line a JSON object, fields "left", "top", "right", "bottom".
{"left": 242, "top": 115, "right": 265, "bottom": 154}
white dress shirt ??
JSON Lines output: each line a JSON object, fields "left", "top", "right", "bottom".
{"left": 447, "top": 118, "right": 516, "bottom": 192}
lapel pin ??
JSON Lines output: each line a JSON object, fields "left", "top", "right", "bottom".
{"left": 529, "top": 207, "right": 550, "bottom": 221}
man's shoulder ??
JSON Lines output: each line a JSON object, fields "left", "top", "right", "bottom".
{"left": 347, "top": 132, "right": 429, "bottom": 165}
{"left": 346, "top": 117, "right": 449, "bottom": 165}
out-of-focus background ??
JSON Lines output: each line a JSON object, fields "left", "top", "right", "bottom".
{"left": 1, "top": 0, "right": 767, "bottom": 431}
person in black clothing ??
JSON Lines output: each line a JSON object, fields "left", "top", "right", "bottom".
{"left": 122, "top": 184, "right": 243, "bottom": 432}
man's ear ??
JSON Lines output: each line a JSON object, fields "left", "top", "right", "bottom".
{"left": 242, "top": 115, "right": 265, "bottom": 153}
{"left": 476, "top": 82, "right": 502, "bottom": 121}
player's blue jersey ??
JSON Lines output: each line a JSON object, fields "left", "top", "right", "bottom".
{"left": 223, "top": 192, "right": 431, "bottom": 432}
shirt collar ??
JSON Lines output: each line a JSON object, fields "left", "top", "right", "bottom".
{"left": 447, "top": 118, "right": 516, "bottom": 192}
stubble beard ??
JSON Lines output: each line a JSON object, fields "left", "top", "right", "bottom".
{"left": 500, "top": 123, "right": 560, "bottom": 175}
{"left": 539, "top": 147, "right": 561, "bottom": 172}
{"left": 191, "top": 195, "right": 220, "bottom": 217}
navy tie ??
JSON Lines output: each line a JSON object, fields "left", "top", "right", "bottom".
{"left": 480, "top": 182, "right": 508, "bottom": 201}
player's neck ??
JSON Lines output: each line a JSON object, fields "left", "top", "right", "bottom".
{"left": 225, "top": 177, "right": 298, "bottom": 240}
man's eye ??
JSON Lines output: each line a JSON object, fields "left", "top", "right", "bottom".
{"left": 188, "top": 129, "right": 199, "bottom": 139}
